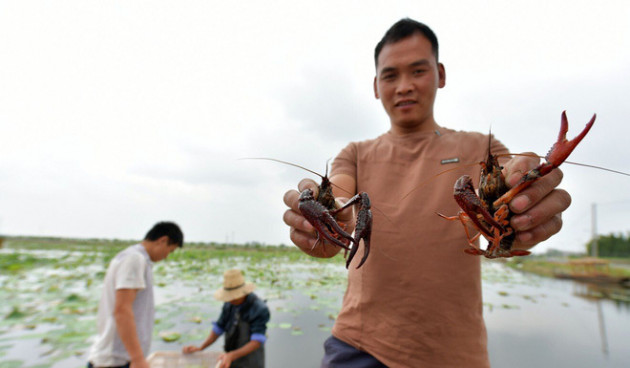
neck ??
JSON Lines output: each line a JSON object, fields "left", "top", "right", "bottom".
{"left": 390, "top": 119, "right": 440, "bottom": 136}
{"left": 141, "top": 240, "right": 156, "bottom": 261}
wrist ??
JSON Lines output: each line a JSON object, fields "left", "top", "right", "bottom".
{"left": 130, "top": 354, "right": 145, "bottom": 363}
{"left": 226, "top": 351, "right": 237, "bottom": 360}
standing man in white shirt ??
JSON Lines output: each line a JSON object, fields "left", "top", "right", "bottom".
{"left": 87, "top": 221, "right": 184, "bottom": 368}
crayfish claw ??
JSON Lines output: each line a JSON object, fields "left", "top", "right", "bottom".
{"left": 543, "top": 111, "right": 596, "bottom": 175}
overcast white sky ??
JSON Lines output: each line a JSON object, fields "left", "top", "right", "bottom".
{"left": 1, "top": 0, "right": 629, "bottom": 253}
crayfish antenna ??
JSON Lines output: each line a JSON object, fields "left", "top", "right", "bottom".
{"left": 239, "top": 157, "right": 325, "bottom": 179}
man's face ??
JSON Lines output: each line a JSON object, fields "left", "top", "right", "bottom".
{"left": 374, "top": 33, "right": 445, "bottom": 132}
{"left": 229, "top": 295, "right": 247, "bottom": 306}
{"left": 152, "top": 237, "right": 179, "bottom": 262}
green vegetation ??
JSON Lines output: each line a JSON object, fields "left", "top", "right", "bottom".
{"left": 506, "top": 255, "right": 630, "bottom": 279}
{"left": 588, "top": 233, "right": 630, "bottom": 258}
{"left": 2, "top": 236, "right": 343, "bottom": 265}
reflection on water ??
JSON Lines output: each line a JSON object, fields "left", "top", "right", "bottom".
{"left": 572, "top": 282, "right": 630, "bottom": 310}
{"left": 571, "top": 281, "right": 630, "bottom": 358}
{"left": 483, "top": 262, "right": 630, "bottom": 368}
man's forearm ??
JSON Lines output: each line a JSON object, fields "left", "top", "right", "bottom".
{"left": 114, "top": 307, "right": 145, "bottom": 362}
{"left": 200, "top": 330, "right": 220, "bottom": 350}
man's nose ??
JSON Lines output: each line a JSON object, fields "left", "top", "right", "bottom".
{"left": 395, "top": 75, "right": 414, "bottom": 95}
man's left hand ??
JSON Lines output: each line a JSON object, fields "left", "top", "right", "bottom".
{"left": 217, "top": 352, "right": 234, "bottom": 368}
{"left": 502, "top": 152, "right": 571, "bottom": 251}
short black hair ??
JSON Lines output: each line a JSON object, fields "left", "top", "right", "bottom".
{"left": 374, "top": 18, "right": 439, "bottom": 67}
{"left": 144, "top": 221, "right": 184, "bottom": 247}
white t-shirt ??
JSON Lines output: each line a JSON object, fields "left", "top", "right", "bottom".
{"left": 87, "top": 244, "right": 155, "bottom": 366}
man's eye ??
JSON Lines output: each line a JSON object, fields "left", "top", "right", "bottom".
{"left": 413, "top": 69, "right": 426, "bottom": 75}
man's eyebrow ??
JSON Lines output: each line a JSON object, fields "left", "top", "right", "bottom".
{"left": 410, "top": 59, "right": 431, "bottom": 67}
{"left": 379, "top": 66, "right": 396, "bottom": 75}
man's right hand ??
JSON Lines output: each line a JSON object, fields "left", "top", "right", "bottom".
{"left": 182, "top": 345, "right": 202, "bottom": 354}
{"left": 130, "top": 357, "right": 150, "bottom": 368}
{"left": 283, "top": 178, "right": 354, "bottom": 258}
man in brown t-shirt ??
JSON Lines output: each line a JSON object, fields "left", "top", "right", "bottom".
{"left": 283, "top": 19, "right": 570, "bottom": 368}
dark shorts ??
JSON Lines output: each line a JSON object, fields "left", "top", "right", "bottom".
{"left": 87, "top": 362, "right": 130, "bottom": 368}
{"left": 320, "top": 335, "right": 388, "bottom": 368}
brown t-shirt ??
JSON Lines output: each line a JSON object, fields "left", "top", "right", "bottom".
{"left": 330, "top": 127, "right": 509, "bottom": 368}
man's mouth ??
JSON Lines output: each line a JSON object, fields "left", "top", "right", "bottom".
{"left": 395, "top": 100, "right": 416, "bottom": 107}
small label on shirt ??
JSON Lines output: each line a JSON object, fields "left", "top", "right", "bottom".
{"left": 441, "top": 158, "right": 460, "bottom": 165}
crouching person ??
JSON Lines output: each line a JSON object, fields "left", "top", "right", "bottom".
{"left": 183, "top": 269, "right": 270, "bottom": 368}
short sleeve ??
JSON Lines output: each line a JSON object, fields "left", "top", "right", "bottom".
{"left": 331, "top": 142, "right": 358, "bottom": 179}
{"left": 114, "top": 252, "right": 146, "bottom": 290}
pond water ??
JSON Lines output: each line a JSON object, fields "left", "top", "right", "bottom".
{"left": 1, "top": 247, "right": 629, "bottom": 368}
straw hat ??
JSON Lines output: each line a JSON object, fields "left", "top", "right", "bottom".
{"left": 214, "top": 269, "right": 256, "bottom": 302}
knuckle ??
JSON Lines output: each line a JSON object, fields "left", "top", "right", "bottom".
{"left": 282, "top": 210, "right": 293, "bottom": 226}
{"left": 298, "top": 178, "right": 318, "bottom": 192}
{"left": 557, "top": 189, "right": 571, "bottom": 209}
{"left": 554, "top": 167, "right": 564, "bottom": 184}
{"left": 524, "top": 152, "right": 539, "bottom": 167}
{"left": 535, "top": 214, "right": 563, "bottom": 242}
{"left": 283, "top": 190, "right": 296, "bottom": 207}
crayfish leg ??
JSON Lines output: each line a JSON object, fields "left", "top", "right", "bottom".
{"left": 464, "top": 247, "right": 486, "bottom": 256}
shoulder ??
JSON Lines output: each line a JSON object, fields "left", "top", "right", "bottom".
{"left": 248, "top": 293, "right": 268, "bottom": 309}
{"left": 340, "top": 133, "right": 389, "bottom": 152}
{"left": 248, "top": 294, "right": 270, "bottom": 317}
{"left": 439, "top": 128, "right": 486, "bottom": 145}
{"left": 333, "top": 134, "right": 389, "bottom": 165}
{"left": 438, "top": 128, "right": 508, "bottom": 155}
{"left": 121, "top": 247, "right": 147, "bottom": 265}
{"left": 114, "top": 245, "right": 146, "bottom": 267}
{"left": 349, "top": 133, "right": 389, "bottom": 150}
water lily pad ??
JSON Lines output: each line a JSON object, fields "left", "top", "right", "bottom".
{"left": 278, "top": 323, "right": 292, "bottom": 329}
{"left": 189, "top": 316, "right": 203, "bottom": 324}
{"left": 159, "top": 331, "right": 181, "bottom": 342}
{"left": 5, "top": 307, "right": 26, "bottom": 320}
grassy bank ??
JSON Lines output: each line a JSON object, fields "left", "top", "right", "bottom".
{"left": 505, "top": 256, "right": 630, "bottom": 278}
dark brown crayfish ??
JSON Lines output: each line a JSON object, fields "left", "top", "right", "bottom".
{"left": 247, "top": 158, "right": 372, "bottom": 268}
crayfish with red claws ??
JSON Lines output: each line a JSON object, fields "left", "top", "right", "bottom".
{"left": 246, "top": 158, "right": 373, "bottom": 268}
{"left": 438, "top": 111, "right": 596, "bottom": 258}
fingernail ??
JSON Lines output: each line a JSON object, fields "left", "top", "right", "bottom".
{"left": 511, "top": 195, "right": 530, "bottom": 212}
{"left": 511, "top": 214, "right": 531, "bottom": 230}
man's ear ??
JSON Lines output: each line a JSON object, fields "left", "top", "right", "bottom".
{"left": 158, "top": 235, "right": 170, "bottom": 246}
{"left": 373, "top": 76, "right": 380, "bottom": 99}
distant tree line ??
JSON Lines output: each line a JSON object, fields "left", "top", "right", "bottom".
{"left": 587, "top": 233, "right": 630, "bottom": 257}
